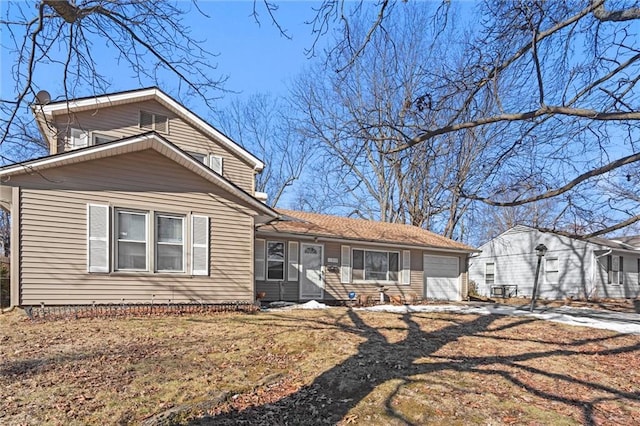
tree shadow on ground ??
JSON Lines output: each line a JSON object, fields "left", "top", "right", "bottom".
{"left": 191, "top": 309, "right": 640, "bottom": 425}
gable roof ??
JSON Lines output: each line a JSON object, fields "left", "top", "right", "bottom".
{"left": 0, "top": 132, "right": 277, "bottom": 218}
{"left": 485, "top": 225, "right": 640, "bottom": 253}
{"left": 33, "top": 87, "right": 264, "bottom": 171}
{"left": 258, "top": 209, "right": 476, "bottom": 252}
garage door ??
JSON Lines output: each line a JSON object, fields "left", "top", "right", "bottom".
{"left": 424, "top": 254, "right": 460, "bottom": 301}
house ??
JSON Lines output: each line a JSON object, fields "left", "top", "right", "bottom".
{"left": 469, "top": 225, "right": 640, "bottom": 300}
{"left": 0, "top": 87, "right": 476, "bottom": 307}
{"left": 255, "top": 209, "right": 476, "bottom": 302}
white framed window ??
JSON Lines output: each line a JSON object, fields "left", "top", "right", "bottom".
{"left": 267, "top": 241, "right": 285, "bottom": 281}
{"left": 209, "top": 155, "right": 223, "bottom": 175}
{"left": 139, "top": 110, "right": 169, "bottom": 133}
{"left": 186, "top": 152, "right": 223, "bottom": 175}
{"left": 485, "top": 262, "right": 495, "bottom": 286}
{"left": 69, "top": 128, "right": 89, "bottom": 149}
{"left": 92, "top": 133, "right": 116, "bottom": 145}
{"left": 116, "top": 210, "right": 148, "bottom": 271}
{"left": 155, "top": 214, "right": 185, "bottom": 272}
{"left": 608, "top": 255, "right": 623, "bottom": 285}
{"left": 545, "top": 257, "right": 559, "bottom": 284}
{"left": 352, "top": 249, "right": 400, "bottom": 282}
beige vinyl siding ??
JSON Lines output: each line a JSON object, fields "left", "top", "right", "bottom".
{"left": 53, "top": 100, "right": 255, "bottom": 192}
{"left": 13, "top": 150, "right": 255, "bottom": 305}
{"left": 324, "top": 242, "right": 426, "bottom": 302}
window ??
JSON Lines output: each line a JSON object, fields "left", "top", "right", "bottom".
{"left": 545, "top": 257, "right": 559, "bottom": 284}
{"left": 116, "top": 210, "right": 148, "bottom": 271}
{"left": 92, "top": 133, "right": 116, "bottom": 145}
{"left": 139, "top": 110, "right": 169, "bottom": 133}
{"left": 187, "top": 152, "right": 223, "bottom": 175}
{"left": 638, "top": 259, "right": 640, "bottom": 285}
{"left": 607, "top": 255, "right": 623, "bottom": 285}
{"left": 155, "top": 214, "right": 184, "bottom": 272}
{"left": 267, "top": 241, "right": 285, "bottom": 280}
{"left": 485, "top": 262, "right": 495, "bottom": 286}
{"left": 352, "top": 249, "right": 400, "bottom": 282}
{"left": 88, "top": 205, "right": 208, "bottom": 275}
{"left": 69, "top": 128, "right": 89, "bottom": 149}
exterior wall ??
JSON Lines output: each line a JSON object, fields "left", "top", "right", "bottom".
{"left": 468, "top": 226, "right": 637, "bottom": 300}
{"left": 11, "top": 149, "right": 256, "bottom": 305}
{"left": 593, "top": 251, "right": 640, "bottom": 299}
{"left": 255, "top": 235, "right": 468, "bottom": 302}
{"left": 52, "top": 100, "right": 255, "bottom": 192}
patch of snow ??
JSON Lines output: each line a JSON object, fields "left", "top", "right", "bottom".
{"left": 298, "top": 300, "right": 328, "bottom": 310}
{"left": 359, "top": 304, "right": 640, "bottom": 335}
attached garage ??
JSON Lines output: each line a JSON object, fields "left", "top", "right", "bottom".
{"left": 424, "top": 254, "right": 461, "bottom": 301}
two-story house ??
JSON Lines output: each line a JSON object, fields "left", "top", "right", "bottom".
{"left": 0, "top": 87, "right": 476, "bottom": 308}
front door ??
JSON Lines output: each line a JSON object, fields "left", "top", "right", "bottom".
{"left": 300, "top": 243, "right": 324, "bottom": 300}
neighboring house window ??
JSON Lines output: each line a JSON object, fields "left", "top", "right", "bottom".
{"left": 187, "top": 151, "right": 224, "bottom": 175}
{"left": 116, "top": 210, "right": 148, "bottom": 271}
{"left": 545, "top": 257, "right": 559, "bottom": 284}
{"left": 352, "top": 249, "right": 399, "bottom": 282}
{"left": 155, "top": 214, "right": 184, "bottom": 272}
{"left": 485, "top": 262, "right": 495, "bottom": 286}
{"left": 607, "top": 255, "right": 623, "bottom": 285}
{"left": 267, "top": 241, "right": 285, "bottom": 280}
{"left": 139, "top": 110, "right": 169, "bottom": 133}
{"left": 69, "top": 128, "right": 89, "bottom": 149}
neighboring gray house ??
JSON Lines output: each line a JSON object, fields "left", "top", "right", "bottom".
{"left": 469, "top": 226, "right": 640, "bottom": 300}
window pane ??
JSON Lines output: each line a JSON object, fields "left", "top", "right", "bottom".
{"left": 267, "top": 242, "right": 284, "bottom": 261}
{"left": 157, "top": 244, "right": 183, "bottom": 271}
{"left": 188, "top": 152, "right": 207, "bottom": 164}
{"left": 365, "top": 251, "right": 388, "bottom": 280}
{"left": 352, "top": 250, "right": 364, "bottom": 280}
{"left": 157, "top": 216, "right": 183, "bottom": 243}
{"left": 389, "top": 252, "right": 399, "bottom": 281}
{"left": 546, "top": 258, "right": 559, "bottom": 272}
{"left": 118, "top": 241, "right": 146, "bottom": 270}
{"left": 118, "top": 212, "right": 146, "bottom": 241}
{"left": 267, "top": 261, "right": 284, "bottom": 280}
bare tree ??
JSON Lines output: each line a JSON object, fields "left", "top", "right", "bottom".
{"left": 1, "top": 0, "right": 227, "bottom": 162}
{"left": 309, "top": 0, "right": 640, "bottom": 238}
{"left": 293, "top": 4, "right": 485, "bottom": 239}
{"left": 216, "top": 93, "right": 314, "bottom": 207}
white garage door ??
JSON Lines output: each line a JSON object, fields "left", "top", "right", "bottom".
{"left": 424, "top": 254, "right": 460, "bottom": 301}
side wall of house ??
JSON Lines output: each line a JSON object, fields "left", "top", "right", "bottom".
{"left": 52, "top": 100, "right": 255, "bottom": 192}
{"left": 469, "top": 228, "right": 594, "bottom": 299}
{"left": 593, "top": 251, "right": 640, "bottom": 299}
{"left": 12, "top": 149, "right": 256, "bottom": 305}
{"left": 255, "top": 236, "right": 468, "bottom": 302}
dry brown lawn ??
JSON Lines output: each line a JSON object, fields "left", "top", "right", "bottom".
{"left": 1, "top": 307, "right": 639, "bottom": 425}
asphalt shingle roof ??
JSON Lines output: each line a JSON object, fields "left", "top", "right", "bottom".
{"left": 257, "top": 209, "right": 476, "bottom": 252}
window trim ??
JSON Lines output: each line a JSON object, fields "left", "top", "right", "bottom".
{"left": 92, "top": 132, "right": 116, "bottom": 145}
{"left": 266, "top": 240, "right": 285, "bottom": 281}
{"left": 154, "top": 213, "right": 185, "bottom": 273}
{"left": 115, "top": 209, "right": 149, "bottom": 272}
{"left": 544, "top": 256, "right": 559, "bottom": 285}
{"left": 351, "top": 248, "right": 400, "bottom": 284}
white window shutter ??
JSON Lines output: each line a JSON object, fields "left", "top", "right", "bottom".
{"left": 209, "top": 155, "right": 223, "bottom": 175}
{"left": 341, "top": 245, "right": 351, "bottom": 284}
{"left": 402, "top": 250, "right": 411, "bottom": 285}
{"left": 255, "top": 239, "right": 265, "bottom": 281}
{"left": 87, "top": 204, "right": 109, "bottom": 273}
{"left": 191, "top": 215, "right": 209, "bottom": 275}
{"left": 288, "top": 241, "right": 299, "bottom": 281}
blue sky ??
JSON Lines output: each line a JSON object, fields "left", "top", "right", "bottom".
{"left": 0, "top": 1, "right": 323, "bottom": 113}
